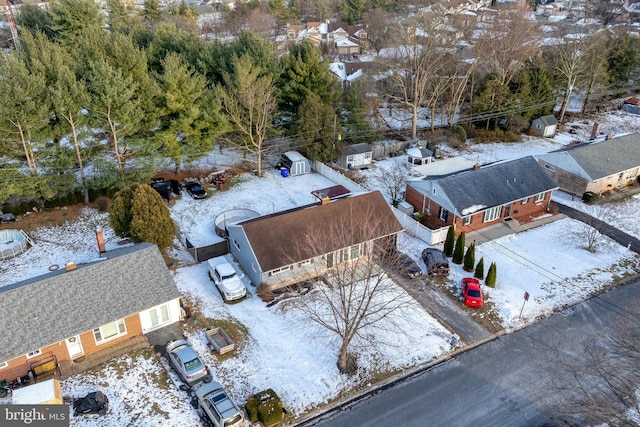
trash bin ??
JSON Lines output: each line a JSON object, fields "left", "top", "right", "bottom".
{"left": 280, "top": 168, "right": 289, "bottom": 178}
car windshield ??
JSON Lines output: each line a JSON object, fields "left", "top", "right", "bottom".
{"left": 191, "top": 185, "right": 203, "bottom": 191}
{"left": 467, "top": 290, "right": 481, "bottom": 298}
{"left": 184, "top": 357, "right": 202, "bottom": 371}
{"left": 224, "top": 414, "right": 243, "bottom": 427}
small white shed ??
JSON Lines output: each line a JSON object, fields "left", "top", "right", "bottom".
{"left": 281, "top": 151, "right": 311, "bottom": 176}
{"left": 12, "top": 379, "right": 64, "bottom": 405}
{"left": 531, "top": 115, "right": 559, "bottom": 137}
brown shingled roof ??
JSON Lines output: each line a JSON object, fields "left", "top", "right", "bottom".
{"left": 239, "top": 191, "right": 402, "bottom": 272}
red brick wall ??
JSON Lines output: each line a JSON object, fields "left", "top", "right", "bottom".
{"left": 0, "top": 314, "right": 143, "bottom": 381}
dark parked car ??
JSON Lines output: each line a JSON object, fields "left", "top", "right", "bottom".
{"left": 397, "top": 253, "right": 422, "bottom": 279}
{"left": 421, "top": 248, "right": 450, "bottom": 275}
{"left": 73, "top": 391, "right": 109, "bottom": 416}
{"left": 185, "top": 182, "right": 207, "bottom": 199}
{"left": 150, "top": 179, "right": 172, "bottom": 202}
{"left": 168, "top": 179, "right": 182, "bottom": 196}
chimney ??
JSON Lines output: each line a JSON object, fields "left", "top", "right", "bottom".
{"left": 321, "top": 196, "right": 330, "bottom": 205}
{"left": 590, "top": 123, "right": 601, "bottom": 140}
{"left": 605, "top": 134, "right": 612, "bottom": 140}
{"left": 473, "top": 164, "right": 481, "bottom": 170}
{"left": 65, "top": 261, "right": 77, "bottom": 272}
{"left": 96, "top": 229, "right": 106, "bottom": 254}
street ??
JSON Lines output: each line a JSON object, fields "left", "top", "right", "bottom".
{"left": 300, "top": 277, "right": 640, "bottom": 427}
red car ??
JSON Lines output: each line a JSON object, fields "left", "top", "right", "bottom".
{"left": 462, "top": 277, "right": 483, "bottom": 308}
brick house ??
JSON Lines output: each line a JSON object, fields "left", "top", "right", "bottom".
{"left": 404, "top": 156, "right": 558, "bottom": 233}
{"left": 536, "top": 133, "right": 640, "bottom": 196}
{"left": 0, "top": 243, "right": 182, "bottom": 382}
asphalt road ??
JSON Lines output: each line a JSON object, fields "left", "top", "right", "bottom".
{"left": 300, "top": 277, "right": 640, "bottom": 427}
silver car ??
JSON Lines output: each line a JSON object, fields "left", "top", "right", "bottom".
{"left": 196, "top": 381, "right": 245, "bottom": 427}
{"left": 165, "top": 340, "right": 210, "bottom": 387}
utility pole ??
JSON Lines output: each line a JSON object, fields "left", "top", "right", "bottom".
{"left": 2, "top": 0, "right": 20, "bottom": 49}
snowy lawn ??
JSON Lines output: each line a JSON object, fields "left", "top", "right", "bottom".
{"left": 1, "top": 110, "right": 639, "bottom": 426}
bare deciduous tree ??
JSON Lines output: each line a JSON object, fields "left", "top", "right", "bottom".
{"left": 218, "top": 55, "right": 277, "bottom": 177}
{"left": 378, "top": 14, "right": 451, "bottom": 140}
{"left": 364, "top": 157, "right": 411, "bottom": 202}
{"left": 542, "top": 305, "right": 640, "bottom": 426}
{"left": 283, "top": 202, "right": 412, "bottom": 374}
{"left": 571, "top": 203, "right": 619, "bottom": 253}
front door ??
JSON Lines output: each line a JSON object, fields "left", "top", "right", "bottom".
{"left": 504, "top": 203, "right": 512, "bottom": 218}
{"left": 65, "top": 336, "right": 84, "bottom": 359}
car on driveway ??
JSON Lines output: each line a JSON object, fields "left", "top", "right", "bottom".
{"left": 185, "top": 182, "right": 207, "bottom": 199}
{"left": 196, "top": 381, "right": 245, "bottom": 427}
{"left": 397, "top": 253, "right": 422, "bottom": 279}
{"left": 462, "top": 277, "right": 483, "bottom": 308}
{"left": 166, "top": 340, "right": 211, "bottom": 387}
{"left": 421, "top": 248, "right": 450, "bottom": 275}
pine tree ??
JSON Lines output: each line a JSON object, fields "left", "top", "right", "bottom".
{"left": 452, "top": 232, "right": 465, "bottom": 264}
{"left": 110, "top": 184, "right": 176, "bottom": 251}
{"left": 109, "top": 185, "right": 136, "bottom": 237}
{"left": 486, "top": 262, "right": 497, "bottom": 288}
{"left": 463, "top": 242, "right": 475, "bottom": 272}
{"left": 474, "top": 257, "right": 485, "bottom": 279}
{"left": 444, "top": 225, "right": 455, "bottom": 257}
{"left": 130, "top": 184, "right": 176, "bottom": 251}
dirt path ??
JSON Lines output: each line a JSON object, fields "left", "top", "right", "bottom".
{"left": 0, "top": 204, "right": 89, "bottom": 233}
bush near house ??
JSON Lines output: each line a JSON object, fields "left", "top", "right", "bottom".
{"left": 245, "top": 389, "right": 285, "bottom": 427}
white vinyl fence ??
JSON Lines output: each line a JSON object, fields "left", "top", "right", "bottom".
{"left": 311, "top": 160, "right": 448, "bottom": 245}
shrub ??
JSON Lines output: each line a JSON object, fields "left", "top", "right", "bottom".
{"left": 452, "top": 232, "right": 465, "bottom": 264}
{"left": 16, "top": 202, "right": 32, "bottom": 215}
{"left": 245, "top": 389, "right": 284, "bottom": 427}
{"left": 95, "top": 196, "right": 111, "bottom": 212}
{"left": 486, "top": 262, "right": 497, "bottom": 288}
{"left": 463, "top": 243, "right": 475, "bottom": 272}
{"left": 474, "top": 257, "right": 485, "bottom": 279}
{"left": 444, "top": 225, "right": 455, "bottom": 257}
{"left": 1, "top": 204, "right": 14, "bottom": 214}
{"left": 451, "top": 124, "right": 467, "bottom": 143}
{"left": 582, "top": 191, "right": 598, "bottom": 204}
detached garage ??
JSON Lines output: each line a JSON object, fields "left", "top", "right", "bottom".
{"left": 281, "top": 151, "right": 311, "bottom": 176}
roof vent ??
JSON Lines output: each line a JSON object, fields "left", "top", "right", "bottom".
{"left": 65, "top": 261, "right": 77, "bottom": 272}
{"left": 473, "top": 164, "right": 481, "bottom": 170}
{"left": 321, "top": 196, "right": 330, "bottom": 205}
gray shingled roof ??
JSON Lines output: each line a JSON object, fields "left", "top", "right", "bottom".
{"left": 342, "top": 143, "right": 372, "bottom": 155}
{"left": 0, "top": 243, "right": 180, "bottom": 362}
{"left": 410, "top": 156, "right": 558, "bottom": 216}
{"left": 547, "top": 133, "right": 640, "bottom": 180}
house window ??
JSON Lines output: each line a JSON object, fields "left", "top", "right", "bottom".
{"left": 269, "top": 265, "right": 292, "bottom": 276}
{"left": 94, "top": 319, "right": 127, "bottom": 344}
{"left": 233, "top": 239, "right": 240, "bottom": 250}
{"left": 483, "top": 206, "right": 501, "bottom": 222}
{"left": 0, "top": 361, "right": 7, "bottom": 369}
{"left": 347, "top": 155, "right": 353, "bottom": 163}
{"left": 299, "top": 260, "right": 311, "bottom": 266}
{"left": 520, "top": 197, "right": 529, "bottom": 205}
{"left": 462, "top": 215, "right": 472, "bottom": 225}
{"left": 365, "top": 152, "right": 371, "bottom": 159}
{"left": 439, "top": 207, "right": 448, "bottom": 222}
{"left": 543, "top": 164, "right": 556, "bottom": 172}
{"left": 350, "top": 245, "right": 360, "bottom": 260}
{"left": 149, "top": 304, "right": 170, "bottom": 327}
{"left": 534, "top": 192, "right": 545, "bottom": 203}
{"left": 252, "top": 263, "right": 256, "bottom": 272}
{"left": 26, "top": 349, "right": 42, "bottom": 359}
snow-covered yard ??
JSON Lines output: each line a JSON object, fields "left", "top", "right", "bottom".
{"left": 1, "top": 112, "right": 639, "bottom": 426}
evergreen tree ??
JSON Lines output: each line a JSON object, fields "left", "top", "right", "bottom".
{"left": 343, "top": 0, "right": 365, "bottom": 24}
{"left": 278, "top": 40, "right": 340, "bottom": 117}
{"left": 474, "top": 257, "right": 485, "bottom": 279}
{"left": 109, "top": 185, "right": 136, "bottom": 237}
{"left": 342, "top": 81, "right": 376, "bottom": 145}
{"left": 130, "top": 184, "right": 176, "bottom": 251}
{"left": 110, "top": 184, "right": 176, "bottom": 251}
{"left": 14, "top": 4, "right": 56, "bottom": 39}
{"left": 296, "top": 93, "right": 337, "bottom": 162}
{"left": 486, "top": 262, "right": 497, "bottom": 288}
{"left": 607, "top": 32, "right": 640, "bottom": 89}
{"left": 49, "top": 0, "right": 105, "bottom": 44}
{"left": 463, "top": 242, "right": 475, "bottom": 272}
{"left": 142, "top": 0, "right": 161, "bottom": 23}
{"left": 444, "top": 225, "right": 455, "bottom": 257}
{"left": 452, "top": 232, "right": 465, "bottom": 264}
